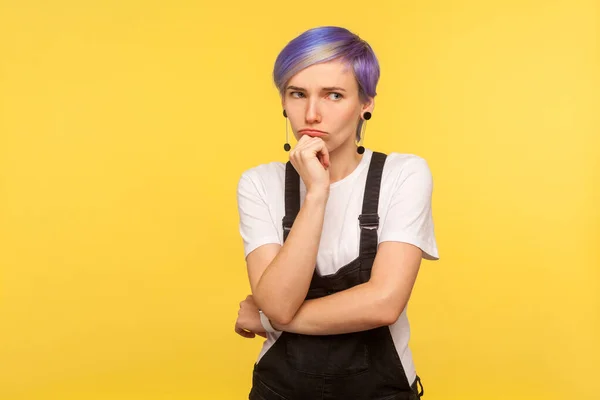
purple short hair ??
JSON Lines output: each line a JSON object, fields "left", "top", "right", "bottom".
{"left": 273, "top": 26, "right": 381, "bottom": 104}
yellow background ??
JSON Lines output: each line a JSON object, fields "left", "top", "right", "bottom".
{"left": 1, "top": 0, "right": 598, "bottom": 399}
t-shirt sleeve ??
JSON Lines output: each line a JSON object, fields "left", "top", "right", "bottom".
{"left": 236, "top": 171, "right": 282, "bottom": 259}
{"left": 379, "top": 157, "right": 439, "bottom": 260}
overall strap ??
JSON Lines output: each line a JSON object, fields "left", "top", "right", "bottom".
{"left": 358, "top": 152, "right": 387, "bottom": 258}
{"left": 282, "top": 161, "right": 300, "bottom": 242}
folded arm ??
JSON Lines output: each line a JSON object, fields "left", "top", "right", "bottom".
{"left": 271, "top": 241, "right": 423, "bottom": 335}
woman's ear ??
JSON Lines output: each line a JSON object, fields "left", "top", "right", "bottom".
{"left": 362, "top": 97, "right": 375, "bottom": 114}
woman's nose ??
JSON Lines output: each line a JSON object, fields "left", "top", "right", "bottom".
{"left": 305, "top": 101, "right": 321, "bottom": 124}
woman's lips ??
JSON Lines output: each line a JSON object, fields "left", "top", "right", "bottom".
{"left": 299, "top": 130, "right": 327, "bottom": 137}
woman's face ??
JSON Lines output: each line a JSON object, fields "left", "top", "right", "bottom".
{"left": 282, "top": 59, "right": 374, "bottom": 152}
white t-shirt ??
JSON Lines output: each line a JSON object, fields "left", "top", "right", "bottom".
{"left": 236, "top": 148, "right": 439, "bottom": 384}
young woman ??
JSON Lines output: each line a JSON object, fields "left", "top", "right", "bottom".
{"left": 235, "top": 26, "right": 439, "bottom": 400}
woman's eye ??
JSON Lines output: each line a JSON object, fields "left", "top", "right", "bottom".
{"left": 290, "top": 92, "right": 304, "bottom": 98}
{"left": 328, "top": 92, "right": 342, "bottom": 100}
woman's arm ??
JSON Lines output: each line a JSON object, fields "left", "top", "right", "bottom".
{"left": 271, "top": 241, "right": 422, "bottom": 335}
{"left": 247, "top": 189, "right": 329, "bottom": 325}
{"left": 238, "top": 135, "right": 332, "bottom": 326}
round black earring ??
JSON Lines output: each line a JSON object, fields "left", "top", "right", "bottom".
{"left": 283, "top": 110, "right": 291, "bottom": 151}
{"left": 356, "top": 112, "right": 371, "bottom": 154}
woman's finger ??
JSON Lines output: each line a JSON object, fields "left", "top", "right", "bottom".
{"left": 321, "top": 147, "right": 330, "bottom": 168}
{"left": 235, "top": 325, "right": 256, "bottom": 338}
{"left": 292, "top": 137, "right": 327, "bottom": 162}
{"left": 308, "top": 139, "right": 329, "bottom": 169}
{"left": 317, "top": 152, "right": 324, "bottom": 167}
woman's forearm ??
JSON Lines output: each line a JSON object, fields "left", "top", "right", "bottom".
{"left": 269, "top": 241, "right": 423, "bottom": 335}
{"left": 270, "top": 282, "right": 395, "bottom": 335}
{"left": 255, "top": 189, "right": 328, "bottom": 325}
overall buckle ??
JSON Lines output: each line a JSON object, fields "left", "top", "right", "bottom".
{"left": 358, "top": 213, "right": 379, "bottom": 230}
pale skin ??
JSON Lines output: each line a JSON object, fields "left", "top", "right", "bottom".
{"left": 234, "top": 59, "right": 423, "bottom": 339}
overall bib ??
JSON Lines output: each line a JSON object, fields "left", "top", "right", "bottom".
{"left": 249, "top": 152, "right": 424, "bottom": 400}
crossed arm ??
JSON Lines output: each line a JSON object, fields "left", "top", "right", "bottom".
{"left": 241, "top": 240, "right": 422, "bottom": 336}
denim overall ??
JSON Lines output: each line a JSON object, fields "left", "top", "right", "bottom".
{"left": 249, "top": 152, "right": 424, "bottom": 400}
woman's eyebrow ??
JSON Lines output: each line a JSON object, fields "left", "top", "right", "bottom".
{"left": 322, "top": 86, "right": 346, "bottom": 92}
{"left": 286, "top": 85, "right": 347, "bottom": 92}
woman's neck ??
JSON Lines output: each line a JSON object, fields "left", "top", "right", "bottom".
{"left": 327, "top": 141, "right": 364, "bottom": 184}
